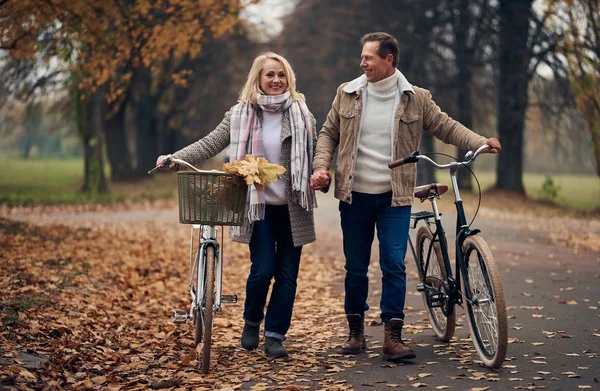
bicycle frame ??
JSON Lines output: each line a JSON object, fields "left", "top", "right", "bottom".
{"left": 409, "top": 162, "right": 484, "bottom": 313}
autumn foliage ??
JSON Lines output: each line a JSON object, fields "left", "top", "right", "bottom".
{"left": 223, "top": 154, "right": 286, "bottom": 189}
{"left": 0, "top": 0, "right": 252, "bottom": 99}
{"left": 547, "top": 0, "right": 600, "bottom": 176}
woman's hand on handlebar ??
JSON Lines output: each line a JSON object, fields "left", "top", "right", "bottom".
{"left": 156, "top": 154, "right": 178, "bottom": 171}
{"left": 483, "top": 138, "right": 502, "bottom": 154}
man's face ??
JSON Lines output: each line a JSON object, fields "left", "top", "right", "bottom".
{"left": 360, "top": 41, "right": 394, "bottom": 83}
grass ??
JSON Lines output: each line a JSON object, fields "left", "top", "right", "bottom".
{"left": 2, "top": 157, "right": 599, "bottom": 212}
{"left": 0, "top": 157, "right": 177, "bottom": 205}
{"left": 1, "top": 295, "right": 50, "bottom": 331}
{"left": 461, "top": 171, "right": 599, "bottom": 212}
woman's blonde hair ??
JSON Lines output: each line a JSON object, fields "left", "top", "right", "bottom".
{"left": 238, "top": 51, "right": 305, "bottom": 105}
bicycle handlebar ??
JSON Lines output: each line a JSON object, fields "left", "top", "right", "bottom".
{"left": 388, "top": 144, "right": 490, "bottom": 170}
{"left": 147, "top": 155, "right": 202, "bottom": 174}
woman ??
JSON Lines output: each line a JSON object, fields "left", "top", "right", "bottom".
{"left": 156, "top": 52, "right": 317, "bottom": 358}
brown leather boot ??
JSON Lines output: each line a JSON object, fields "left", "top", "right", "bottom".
{"left": 383, "top": 318, "right": 416, "bottom": 361}
{"left": 341, "top": 314, "right": 367, "bottom": 354}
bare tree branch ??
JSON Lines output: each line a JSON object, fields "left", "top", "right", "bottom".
{"left": 585, "top": 0, "right": 600, "bottom": 60}
{"left": 0, "top": 32, "right": 29, "bottom": 50}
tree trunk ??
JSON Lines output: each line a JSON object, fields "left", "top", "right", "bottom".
{"left": 100, "top": 85, "right": 136, "bottom": 181}
{"left": 456, "top": 77, "right": 474, "bottom": 190}
{"left": 22, "top": 133, "right": 33, "bottom": 159}
{"left": 495, "top": 0, "right": 532, "bottom": 193}
{"left": 132, "top": 67, "right": 159, "bottom": 177}
{"left": 417, "top": 132, "right": 435, "bottom": 186}
{"left": 586, "top": 110, "right": 600, "bottom": 177}
{"left": 454, "top": 0, "right": 474, "bottom": 191}
{"left": 22, "top": 102, "right": 41, "bottom": 159}
{"left": 74, "top": 82, "right": 108, "bottom": 193}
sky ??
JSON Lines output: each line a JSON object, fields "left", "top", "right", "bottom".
{"left": 240, "top": 0, "right": 299, "bottom": 41}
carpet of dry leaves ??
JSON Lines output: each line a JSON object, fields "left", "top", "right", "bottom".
{"left": 0, "top": 209, "right": 353, "bottom": 391}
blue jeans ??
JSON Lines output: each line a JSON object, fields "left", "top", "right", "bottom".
{"left": 339, "top": 191, "right": 411, "bottom": 323}
{"left": 244, "top": 205, "right": 302, "bottom": 341}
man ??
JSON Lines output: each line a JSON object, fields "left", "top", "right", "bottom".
{"left": 310, "top": 32, "right": 501, "bottom": 361}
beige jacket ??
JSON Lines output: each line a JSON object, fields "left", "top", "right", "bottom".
{"left": 313, "top": 72, "right": 487, "bottom": 206}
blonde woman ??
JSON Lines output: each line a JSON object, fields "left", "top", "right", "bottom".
{"left": 156, "top": 52, "right": 317, "bottom": 358}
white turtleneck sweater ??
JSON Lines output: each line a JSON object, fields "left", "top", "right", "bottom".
{"left": 352, "top": 71, "right": 399, "bottom": 193}
{"left": 262, "top": 110, "right": 287, "bottom": 205}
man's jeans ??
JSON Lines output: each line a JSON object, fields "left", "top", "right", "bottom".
{"left": 244, "top": 205, "right": 302, "bottom": 341}
{"left": 339, "top": 191, "right": 411, "bottom": 323}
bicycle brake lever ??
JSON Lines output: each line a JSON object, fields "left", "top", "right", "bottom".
{"left": 148, "top": 156, "right": 172, "bottom": 175}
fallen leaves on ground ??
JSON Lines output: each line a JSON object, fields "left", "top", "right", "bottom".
{"left": 0, "top": 215, "right": 349, "bottom": 390}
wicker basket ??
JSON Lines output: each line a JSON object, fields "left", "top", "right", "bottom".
{"left": 177, "top": 171, "right": 247, "bottom": 226}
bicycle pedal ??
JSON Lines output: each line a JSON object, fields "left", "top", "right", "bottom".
{"left": 172, "top": 309, "right": 190, "bottom": 323}
{"left": 416, "top": 283, "right": 426, "bottom": 292}
{"left": 221, "top": 294, "right": 238, "bottom": 303}
{"left": 429, "top": 293, "right": 445, "bottom": 307}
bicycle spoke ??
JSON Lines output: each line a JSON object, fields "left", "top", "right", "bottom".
{"left": 423, "top": 238, "right": 447, "bottom": 330}
{"left": 469, "top": 252, "right": 498, "bottom": 355}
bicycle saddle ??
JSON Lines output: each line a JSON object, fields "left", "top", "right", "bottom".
{"left": 414, "top": 183, "right": 449, "bottom": 198}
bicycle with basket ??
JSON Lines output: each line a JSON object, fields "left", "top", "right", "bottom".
{"left": 149, "top": 156, "right": 248, "bottom": 374}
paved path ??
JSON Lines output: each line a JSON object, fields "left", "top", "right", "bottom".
{"left": 312, "top": 192, "right": 600, "bottom": 391}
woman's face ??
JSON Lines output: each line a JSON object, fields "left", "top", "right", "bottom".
{"left": 260, "top": 58, "right": 287, "bottom": 95}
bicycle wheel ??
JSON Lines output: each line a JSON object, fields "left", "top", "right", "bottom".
{"left": 200, "top": 245, "right": 216, "bottom": 374}
{"left": 416, "top": 226, "right": 456, "bottom": 342}
{"left": 193, "top": 252, "right": 203, "bottom": 347}
{"left": 461, "top": 234, "right": 507, "bottom": 368}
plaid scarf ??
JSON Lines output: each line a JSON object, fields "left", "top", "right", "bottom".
{"left": 229, "top": 91, "right": 316, "bottom": 234}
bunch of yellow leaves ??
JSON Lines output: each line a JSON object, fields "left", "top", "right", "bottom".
{"left": 223, "top": 154, "right": 286, "bottom": 190}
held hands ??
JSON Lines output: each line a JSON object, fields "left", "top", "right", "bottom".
{"left": 484, "top": 138, "right": 502, "bottom": 154}
{"left": 310, "top": 170, "right": 331, "bottom": 191}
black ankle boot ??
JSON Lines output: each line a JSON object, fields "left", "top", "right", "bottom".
{"left": 264, "top": 337, "right": 288, "bottom": 358}
{"left": 241, "top": 323, "right": 259, "bottom": 350}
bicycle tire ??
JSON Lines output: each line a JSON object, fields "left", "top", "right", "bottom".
{"left": 200, "top": 245, "right": 216, "bottom": 374}
{"left": 416, "top": 226, "right": 456, "bottom": 342}
{"left": 461, "top": 234, "right": 508, "bottom": 368}
{"left": 194, "top": 305, "right": 203, "bottom": 348}
{"left": 193, "top": 252, "right": 203, "bottom": 347}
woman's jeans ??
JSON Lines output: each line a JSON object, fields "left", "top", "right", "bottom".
{"left": 339, "top": 191, "right": 411, "bottom": 323}
{"left": 244, "top": 205, "right": 302, "bottom": 341}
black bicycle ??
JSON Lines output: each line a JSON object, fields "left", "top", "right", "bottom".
{"left": 389, "top": 145, "right": 508, "bottom": 368}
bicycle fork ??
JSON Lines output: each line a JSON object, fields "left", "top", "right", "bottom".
{"left": 173, "top": 225, "right": 237, "bottom": 324}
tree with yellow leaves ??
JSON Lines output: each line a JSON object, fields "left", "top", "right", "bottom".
{"left": 547, "top": 0, "right": 600, "bottom": 176}
{"left": 1, "top": 0, "right": 255, "bottom": 192}
{"left": 1, "top": 0, "right": 248, "bottom": 96}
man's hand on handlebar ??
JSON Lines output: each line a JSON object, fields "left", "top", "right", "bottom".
{"left": 483, "top": 138, "right": 502, "bottom": 154}
{"left": 310, "top": 170, "right": 331, "bottom": 191}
